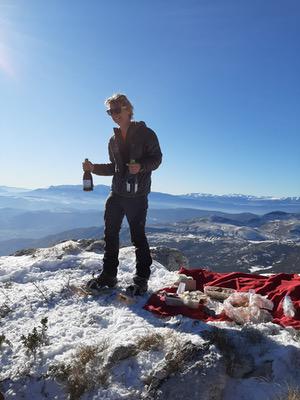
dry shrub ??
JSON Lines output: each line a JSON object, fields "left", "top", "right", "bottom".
{"left": 143, "top": 333, "right": 201, "bottom": 390}
{"left": 107, "top": 332, "right": 165, "bottom": 369}
{"left": 49, "top": 341, "right": 109, "bottom": 400}
{"left": 163, "top": 337, "right": 199, "bottom": 374}
{"left": 106, "top": 343, "right": 138, "bottom": 367}
{"left": 50, "top": 331, "right": 187, "bottom": 399}
{"left": 276, "top": 387, "right": 300, "bottom": 400}
{"left": 77, "top": 345, "right": 98, "bottom": 365}
{"left": 137, "top": 332, "right": 165, "bottom": 351}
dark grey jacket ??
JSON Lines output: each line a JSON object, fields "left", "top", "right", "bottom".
{"left": 93, "top": 121, "right": 162, "bottom": 197}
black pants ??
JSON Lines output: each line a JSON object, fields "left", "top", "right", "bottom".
{"left": 102, "top": 192, "right": 152, "bottom": 279}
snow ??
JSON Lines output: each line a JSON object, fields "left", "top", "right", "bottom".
{"left": 1, "top": 241, "right": 300, "bottom": 399}
{"left": 182, "top": 192, "right": 288, "bottom": 200}
{"left": 249, "top": 265, "right": 274, "bottom": 273}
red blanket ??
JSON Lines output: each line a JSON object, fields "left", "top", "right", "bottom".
{"left": 144, "top": 267, "right": 300, "bottom": 329}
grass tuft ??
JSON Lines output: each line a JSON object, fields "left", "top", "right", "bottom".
{"left": 49, "top": 341, "right": 109, "bottom": 400}
{"left": 137, "top": 332, "right": 165, "bottom": 351}
{"left": 276, "top": 387, "right": 300, "bottom": 400}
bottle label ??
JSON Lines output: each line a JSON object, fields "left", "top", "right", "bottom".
{"left": 83, "top": 180, "right": 92, "bottom": 189}
{"left": 126, "top": 179, "right": 138, "bottom": 193}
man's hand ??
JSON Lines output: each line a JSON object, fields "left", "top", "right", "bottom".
{"left": 82, "top": 159, "right": 94, "bottom": 172}
{"left": 127, "top": 162, "right": 141, "bottom": 174}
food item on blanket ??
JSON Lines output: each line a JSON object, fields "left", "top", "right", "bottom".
{"left": 174, "top": 274, "right": 197, "bottom": 291}
{"left": 175, "top": 274, "right": 194, "bottom": 283}
{"left": 176, "top": 282, "right": 186, "bottom": 295}
{"left": 231, "top": 298, "right": 249, "bottom": 307}
{"left": 174, "top": 275, "right": 196, "bottom": 294}
{"left": 203, "top": 286, "right": 236, "bottom": 301}
{"left": 181, "top": 290, "right": 207, "bottom": 309}
{"left": 145, "top": 269, "right": 300, "bottom": 329}
{"left": 283, "top": 295, "right": 296, "bottom": 318}
{"left": 164, "top": 293, "right": 184, "bottom": 307}
{"left": 164, "top": 290, "right": 207, "bottom": 308}
{"left": 223, "top": 291, "right": 273, "bottom": 324}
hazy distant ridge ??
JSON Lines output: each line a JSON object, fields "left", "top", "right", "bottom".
{"left": 1, "top": 185, "right": 300, "bottom": 213}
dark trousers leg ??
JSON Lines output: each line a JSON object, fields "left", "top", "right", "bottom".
{"left": 124, "top": 196, "right": 152, "bottom": 280}
{"left": 102, "top": 193, "right": 124, "bottom": 277}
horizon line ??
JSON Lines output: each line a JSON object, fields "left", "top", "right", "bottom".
{"left": 0, "top": 184, "right": 299, "bottom": 199}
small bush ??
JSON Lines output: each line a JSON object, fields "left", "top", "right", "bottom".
{"left": 21, "top": 317, "right": 49, "bottom": 356}
{"left": 143, "top": 334, "right": 200, "bottom": 390}
{"left": 163, "top": 338, "right": 199, "bottom": 374}
{"left": 107, "top": 333, "right": 165, "bottom": 369}
{"left": 49, "top": 334, "right": 164, "bottom": 399}
{"left": 49, "top": 342, "right": 109, "bottom": 400}
{"left": 0, "top": 334, "right": 12, "bottom": 351}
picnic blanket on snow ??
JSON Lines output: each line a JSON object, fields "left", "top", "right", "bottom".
{"left": 144, "top": 267, "right": 300, "bottom": 329}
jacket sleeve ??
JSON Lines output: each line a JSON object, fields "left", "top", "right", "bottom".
{"left": 140, "top": 130, "right": 162, "bottom": 172}
{"left": 92, "top": 141, "right": 115, "bottom": 176}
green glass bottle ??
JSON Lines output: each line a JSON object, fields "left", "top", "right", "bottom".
{"left": 83, "top": 158, "right": 94, "bottom": 191}
{"left": 126, "top": 159, "right": 138, "bottom": 193}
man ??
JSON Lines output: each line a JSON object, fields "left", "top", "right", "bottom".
{"left": 82, "top": 93, "right": 162, "bottom": 295}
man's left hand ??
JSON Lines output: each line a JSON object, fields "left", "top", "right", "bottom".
{"left": 127, "top": 162, "right": 141, "bottom": 174}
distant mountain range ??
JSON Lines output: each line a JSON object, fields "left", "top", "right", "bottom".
{"left": 1, "top": 185, "right": 300, "bottom": 257}
{"left": 1, "top": 185, "right": 300, "bottom": 213}
{"left": 2, "top": 209, "right": 300, "bottom": 274}
{"left": 0, "top": 208, "right": 255, "bottom": 254}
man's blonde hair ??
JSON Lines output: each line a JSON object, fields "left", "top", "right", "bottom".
{"left": 105, "top": 93, "right": 134, "bottom": 119}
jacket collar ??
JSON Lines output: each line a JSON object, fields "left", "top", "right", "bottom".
{"left": 113, "top": 121, "right": 146, "bottom": 138}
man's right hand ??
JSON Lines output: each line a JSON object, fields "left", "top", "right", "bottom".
{"left": 82, "top": 159, "right": 94, "bottom": 172}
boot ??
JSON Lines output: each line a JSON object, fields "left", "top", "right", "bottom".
{"left": 86, "top": 271, "right": 117, "bottom": 291}
{"left": 126, "top": 275, "right": 148, "bottom": 296}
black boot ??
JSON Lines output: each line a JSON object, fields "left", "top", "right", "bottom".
{"left": 126, "top": 275, "right": 148, "bottom": 296}
{"left": 86, "top": 271, "right": 117, "bottom": 291}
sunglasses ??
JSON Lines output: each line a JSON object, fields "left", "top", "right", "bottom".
{"left": 106, "top": 106, "right": 127, "bottom": 116}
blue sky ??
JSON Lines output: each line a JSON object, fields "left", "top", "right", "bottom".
{"left": 0, "top": 0, "right": 299, "bottom": 196}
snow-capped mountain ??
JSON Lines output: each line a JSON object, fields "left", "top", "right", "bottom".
{"left": 0, "top": 241, "right": 300, "bottom": 400}
{"left": 0, "top": 185, "right": 300, "bottom": 213}
{"left": 183, "top": 192, "right": 300, "bottom": 201}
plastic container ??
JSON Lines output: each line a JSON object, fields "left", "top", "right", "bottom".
{"left": 282, "top": 295, "right": 295, "bottom": 318}
{"left": 223, "top": 291, "right": 274, "bottom": 324}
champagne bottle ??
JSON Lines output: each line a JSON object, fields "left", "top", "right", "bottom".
{"left": 83, "top": 158, "right": 94, "bottom": 191}
{"left": 126, "top": 159, "right": 138, "bottom": 194}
